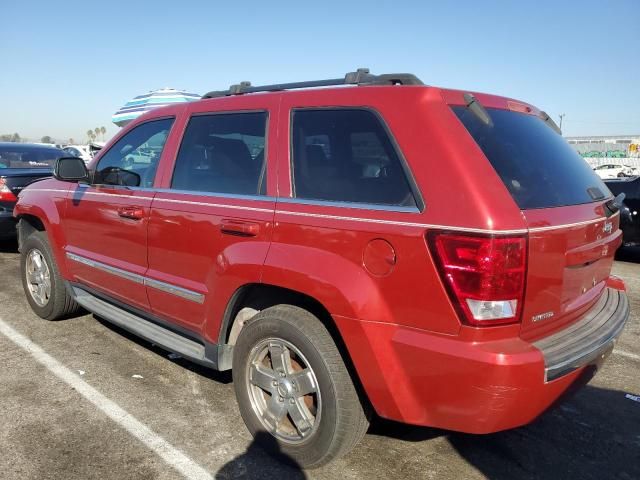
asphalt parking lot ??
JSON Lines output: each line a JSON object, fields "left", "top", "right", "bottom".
{"left": 0, "top": 240, "right": 638, "bottom": 480}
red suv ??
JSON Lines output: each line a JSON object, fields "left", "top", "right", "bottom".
{"left": 15, "top": 69, "right": 629, "bottom": 468}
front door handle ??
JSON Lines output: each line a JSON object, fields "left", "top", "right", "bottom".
{"left": 220, "top": 219, "right": 260, "bottom": 237}
{"left": 117, "top": 206, "right": 145, "bottom": 220}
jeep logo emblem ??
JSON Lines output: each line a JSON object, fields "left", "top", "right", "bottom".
{"left": 603, "top": 222, "right": 613, "bottom": 234}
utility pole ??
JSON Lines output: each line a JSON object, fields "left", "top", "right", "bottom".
{"left": 559, "top": 114, "right": 565, "bottom": 133}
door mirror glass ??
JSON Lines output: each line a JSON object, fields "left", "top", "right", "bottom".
{"left": 54, "top": 157, "right": 89, "bottom": 183}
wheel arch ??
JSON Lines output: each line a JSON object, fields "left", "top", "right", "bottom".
{"left": 220, "top": 282, "right": 372, "bottom": 410}
{"left": 16, "top": 214, "right": 46, "bottom": 251}
{"left": 15, "top": 209, "right": 69, "bottom": 278}
{"left": 219, "top": 283, "right": 339, "bottom": 345}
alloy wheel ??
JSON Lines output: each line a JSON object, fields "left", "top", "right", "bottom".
{"left": 246, "top": 337, "right": 321, "bottom": 444}
{"left": 25, "top": 249, "right": 51, "bottom": 307}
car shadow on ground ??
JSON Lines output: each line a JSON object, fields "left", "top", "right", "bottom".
{"left": 370, "top": 385, "right": 640, "bottom": 480}
{"left": 616, "top": 245, "right": 640, "bottom": 263}
{"left": 214, "top": 431, "right": 306, "bottom": 479}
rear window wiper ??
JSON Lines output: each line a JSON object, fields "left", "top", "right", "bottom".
{"left": 463, "top": 93, "right": 493, "bottom": 127}
{"left": 605, "top": 192, "right": 626, "bottom": 216}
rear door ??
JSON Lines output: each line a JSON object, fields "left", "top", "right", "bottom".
{"left": 452, "top": 103, "right": 622, "bottom": 341}
{"left": 145, "top": 97, "right": 278, "bottom": 336}
{"left": 63, "top": 117, "right": 175, "bottom": 310}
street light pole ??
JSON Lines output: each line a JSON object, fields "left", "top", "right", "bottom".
{"left": 559, "top": 114, "right": 565, "bottom": 133}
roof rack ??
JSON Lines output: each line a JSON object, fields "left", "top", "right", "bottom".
{"left": 201, "top": 68, "right": 424, "bottom": 99}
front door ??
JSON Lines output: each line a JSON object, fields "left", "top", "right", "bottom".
{"left": 146, "top": 100, "right": 278, "bottom": 338}
{"left": 63, "top": 117, "right": 175, "bottom": 310}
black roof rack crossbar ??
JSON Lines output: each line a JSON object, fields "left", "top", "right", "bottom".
{"left": 202, "top": 68, "right": 424, "bottom": 99}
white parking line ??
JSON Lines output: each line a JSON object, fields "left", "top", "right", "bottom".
{"left": 0, "top": 318, "right": 214, "bottom": 480}
{"left": 615, "top": 349, "right": 640, "bottom": 362}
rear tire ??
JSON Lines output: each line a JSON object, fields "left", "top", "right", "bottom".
{"left": 232, "top": 305, "right": 369, "bottom": 469}
{"left": 21, "top": 231, "right": 81, "bottom": 320}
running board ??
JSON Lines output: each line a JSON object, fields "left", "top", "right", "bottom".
{"left": 71, "top": 286, "right": 225, "bottom": 369}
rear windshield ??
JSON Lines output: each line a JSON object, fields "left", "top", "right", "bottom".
{"left": 0, "top": 146, "right": 64, "bottom": 169}
{"left": 452, "top": 106, "right": 609, "bottom": 209}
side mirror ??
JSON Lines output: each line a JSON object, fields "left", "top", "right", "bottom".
{"left": 54, "top": 157, "right": 89, "bottom": 183}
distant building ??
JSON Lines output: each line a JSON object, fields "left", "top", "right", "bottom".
{"left": 566, "top": 135, "right": 640, "bottom": 158}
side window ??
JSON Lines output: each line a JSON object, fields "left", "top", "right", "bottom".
{"left": 171, "top": 112, "right": 267, "bottom": 195}
{"left": 94, "top": 118, "right": 174, "bottom": 187}
{"left": 291, "top": 109, "right": 417, "bottom": 207}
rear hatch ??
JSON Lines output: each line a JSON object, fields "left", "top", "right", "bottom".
{"left": 452, "top": 102, "right": 621, "bottom": 341}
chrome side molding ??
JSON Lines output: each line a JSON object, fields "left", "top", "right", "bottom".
{"left": 144, "top": 277, "right": 205, "bottom": 304}
{"left": 66, "top": 252, "right": 205, "bottom": 304}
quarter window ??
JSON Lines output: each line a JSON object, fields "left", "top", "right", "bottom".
{"left": 291, "top": 109, "right": 417, "bottom": 207}
{"left": 94, "top": 118, "right": 174, "bottom": 187}
{"left": 171, "top": 112, "right": 267, "bottom": 195}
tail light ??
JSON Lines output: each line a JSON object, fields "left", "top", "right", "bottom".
{"left": 429, "top": 233, "right": 527, "bottom": 327}
{"left": 0, "top": 178, "right": 17, "bottom": 202}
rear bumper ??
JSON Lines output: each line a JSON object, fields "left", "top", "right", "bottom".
{"left": 0, "top": 208, "right": 16, "bottom": 237}
{"left": 335, "top": 287, "right": 629, "bottom": 434}
{"left": 534, "top": 288, "right": 628, "bottom": 381}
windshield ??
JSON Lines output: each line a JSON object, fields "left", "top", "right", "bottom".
{"left": 452, "top": 106, "right": 610, "bottom": 209}
{"left": 0, "top": 145, "right": 65, "bottom": 169}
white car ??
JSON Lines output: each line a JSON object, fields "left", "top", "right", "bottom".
{"left": 593, "top": 164, "right": 639, "bottom": 179}
{"left": 62, "top": 145, "right": 93, "bottom": 163}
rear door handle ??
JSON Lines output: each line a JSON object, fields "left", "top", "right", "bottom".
{"left": 117, "top": 206, "right": 145, "bottom": 220}
{"left": 220, "top": 219, "right": 260, "bottom": 237}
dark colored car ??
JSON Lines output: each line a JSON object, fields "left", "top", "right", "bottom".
{"left": 0, "top": 143, "right": 66, "bottom": 238}
{"left": 605, "top": 176, "right": 640, "bottom": 247}
{"left": 14, "top": 69, "right": 630, "bottom": 468}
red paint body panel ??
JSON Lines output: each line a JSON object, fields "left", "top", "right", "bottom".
{"left": 146, "top": 194, "right": 275, "bottom": 338}
{"left": 519, "top": 205, "right": 622, "bottom": 341}
{"left": 334, "top": 314, "right": 583, "bottom": 433}
{"left": 64, "top": 185, "right": 155, "bottom": 309}
{"left": 14, "top": 83, "right": 630, "bottom": 435}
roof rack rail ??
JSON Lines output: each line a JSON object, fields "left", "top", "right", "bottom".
{"left": 201, "top": 68, "right": 424, "bottom": 99}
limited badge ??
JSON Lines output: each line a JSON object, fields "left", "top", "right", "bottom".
{"left": 532, "top": 311, "right": 554, "bottom": 322}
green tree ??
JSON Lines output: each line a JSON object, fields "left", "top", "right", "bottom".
{"left": 41, "top": 135, "right": 53, "bottom": 144}
{"left": 94, "top": 127, "right": 100, "bottom": 141}
{"left": 11, "top": 133, "right": 20, "bottom": 143}
{"left": 100, "top": 126, "right": 106, "bottom": 141}
{"left": 87, "top": 130, "right": 94, "bottom": 143}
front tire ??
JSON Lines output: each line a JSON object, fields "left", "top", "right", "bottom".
{"left": 232, "top": 305, "right": 369, "bottom": 469}
{"left": 21, "top": 231, "right": 81, "bottom": 320}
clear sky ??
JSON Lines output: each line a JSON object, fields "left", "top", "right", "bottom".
{"left": 1, "top": 0, "right": 638, "bottom": 142}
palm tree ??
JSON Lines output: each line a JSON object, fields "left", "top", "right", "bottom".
{"left": 94, "top": 127, "right": 100, "bottom": 141}
{"left": 100, "top": 126, "right": 106, "bottom": 141}
{"left": 86, "top": 130, "right": 93, "bottom": 143}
